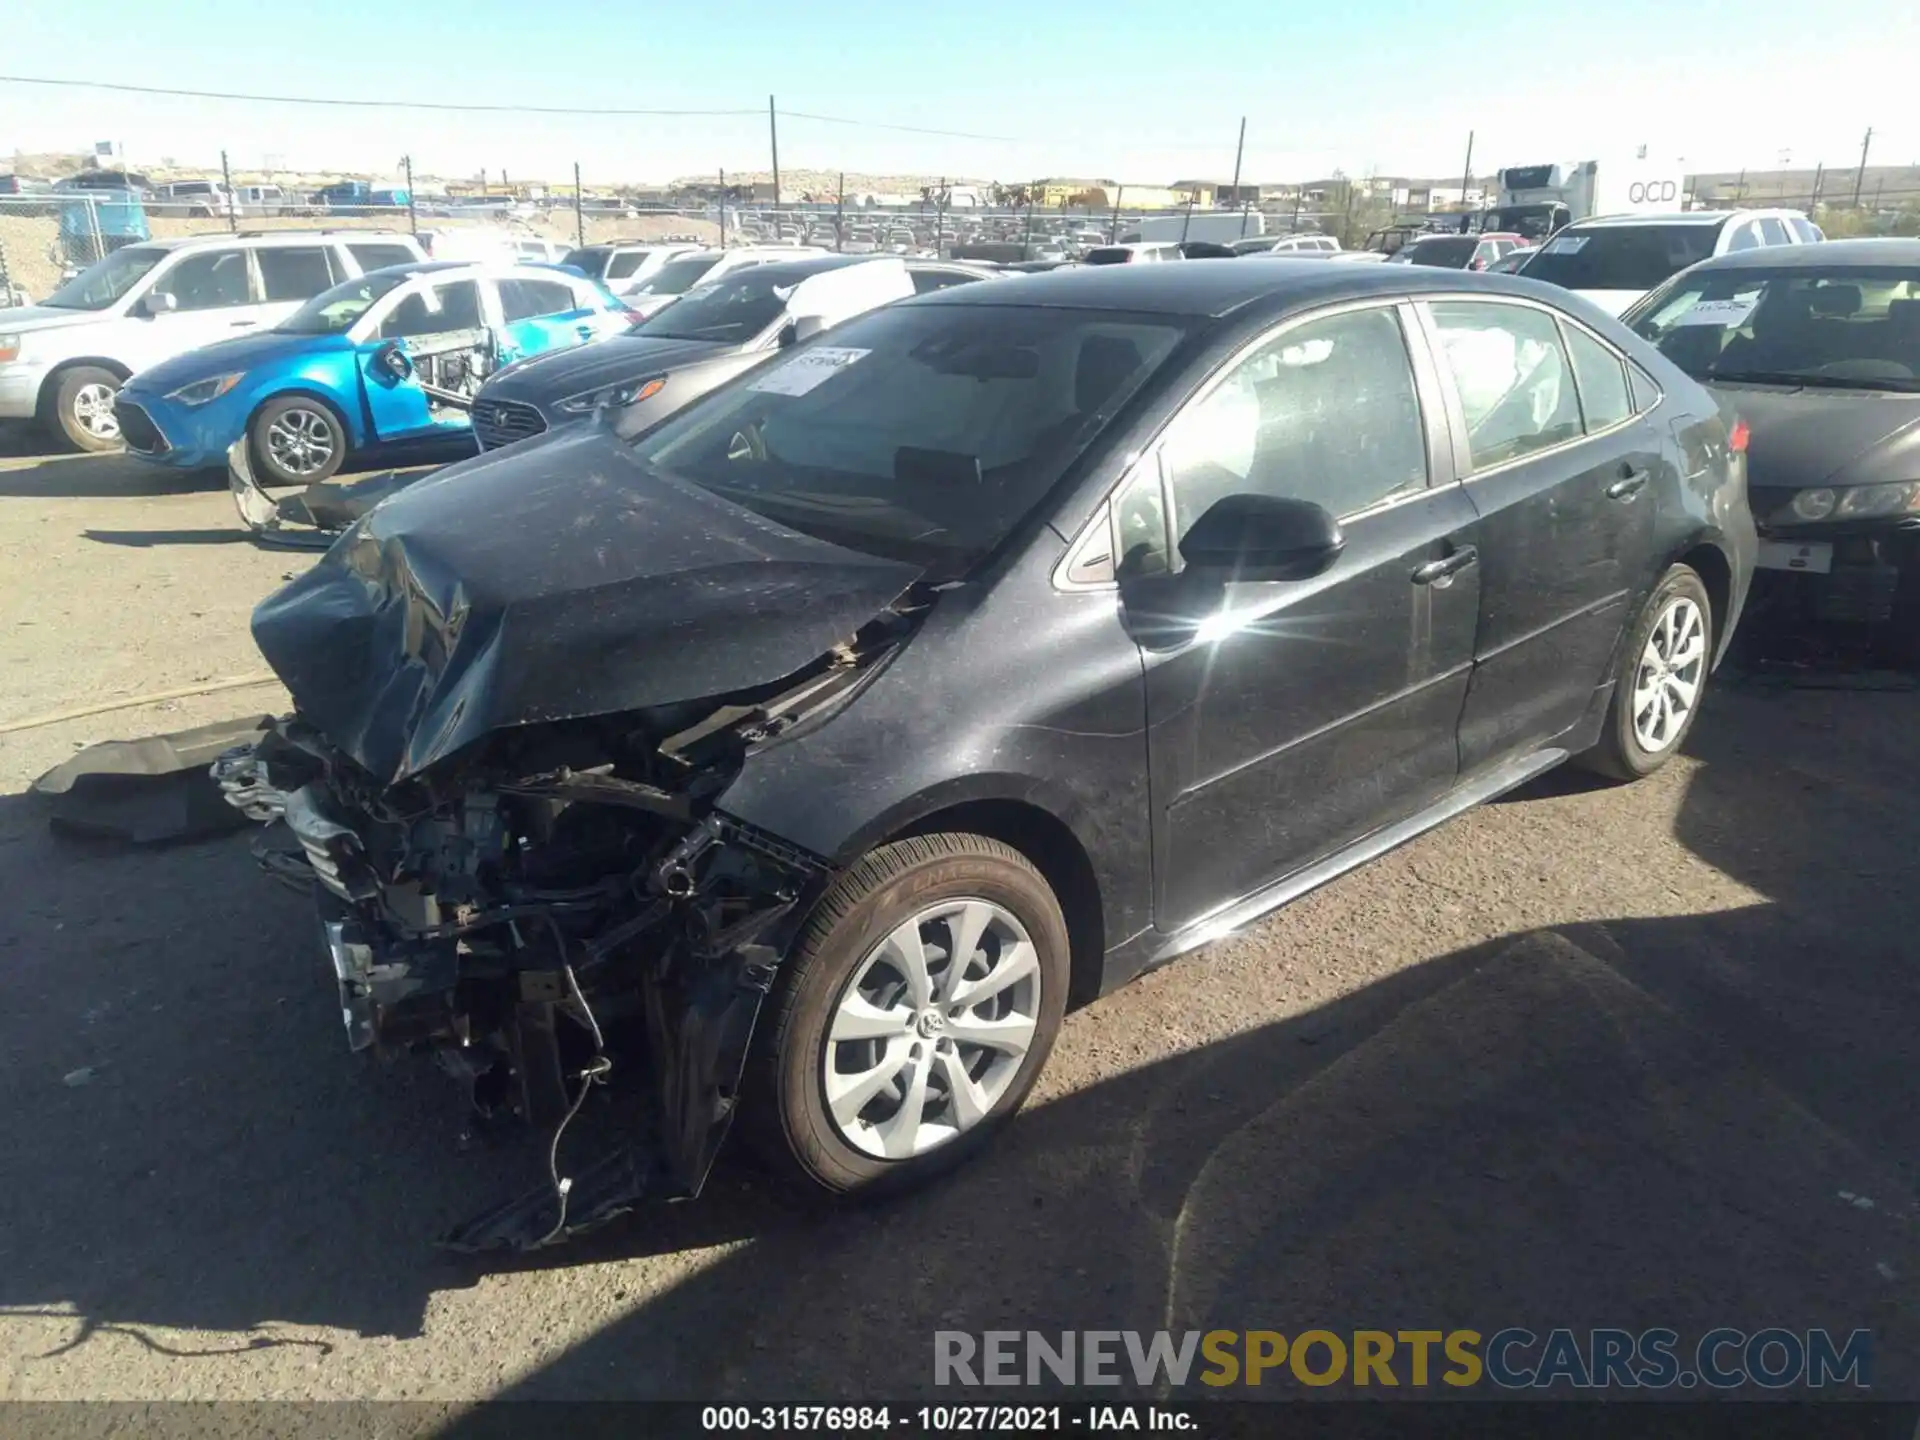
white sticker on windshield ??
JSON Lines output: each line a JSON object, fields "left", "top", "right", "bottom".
{"left": 747, "top": 346, "right": 871, "bottom": 396}
{"left": 1669, "top": 297, "right": 1761, "bottom": 328}
{"left": 1544, "top": 235, "right": 1589, "bottom": 254}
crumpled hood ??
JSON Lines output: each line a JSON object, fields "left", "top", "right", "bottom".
{"left": 1710, "top": 384, "right": 1920, "bottom": 494}
{"left": 124, "top": 330, "right": 345, "bottom": 393}
{"left": 250, "top": 425, "right": 923, "bottom": 786}
{"left": 482, "top": 334, "right": 729, "bottom": 407}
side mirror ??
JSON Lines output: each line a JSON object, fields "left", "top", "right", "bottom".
{"left": 373, "top": 339, "right": 412, "bottom": 381}
{"left": 1177, "top": 494, "right": 1344, "bottom": 582}
{"left": 141, "top": 290, "right": 177, "bottom": 317}
{"left": 781, "top": 314, "right": 829, "bottom": 348}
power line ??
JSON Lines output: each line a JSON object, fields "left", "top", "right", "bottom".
{"left": 0, "top": 74, "right": 1014, "bottom": 140}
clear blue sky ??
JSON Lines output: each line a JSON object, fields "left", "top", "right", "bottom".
{"left": 3, "top": 0, "right": 1916, "bottom": 186}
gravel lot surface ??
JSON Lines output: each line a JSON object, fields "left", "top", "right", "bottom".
{"left": 2, "top": 433, "right": 1915, "bottom": 1409}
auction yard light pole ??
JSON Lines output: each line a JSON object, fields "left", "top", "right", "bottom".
{"left": 718, "top": 169, "right": 728, "bottom": 249}
{"left": 769, "top": 95, "right": 782, "bottom": 229}
{"left": 1853, "top": 127, "right": 1873, "bottom": 206}
{"left": 1459, "top": 130, "right": 1474, "bottom": 220}
{"left": 220, "top": 148, "right": 236, "bottom": 232}
{"left": 573, "top": 162, "right": 584, "bottom": 248}
{"left": 403, "top": 154, "right": 416, "bottom": 235}
{"left": 1229, "top": 115, "right": 1247, "bottom": 238}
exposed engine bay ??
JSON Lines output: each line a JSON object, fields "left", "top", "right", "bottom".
{"left": 213, "top": 609, "right": 916, "bottom": 1251}
{"left": 386, "top": 326, "right": 496, "bottom": 422}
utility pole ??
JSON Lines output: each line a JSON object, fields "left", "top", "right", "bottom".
{"left": 768, "top": 95, "right": 782, "bottom": 232}
{"left": 1179, "top": 192, "right": 1195, "bottom": 243}
{"left": 1109, "top": 185, "right": 1124, "bottom": 243}
{"left": 1228, "top": 115, "right": 1247, "bottom": 238}
{"left": 1291, "top": 188, "right": 1304, "bottom": 233}
{"left": 718, "top": 168, "right": 727, "bottom": 249}
{"left": 573, "top": 162, "right": 584, "bottom": 248}
{"left": 1458, "top": 130, "right": 1474, "bottom": 219}
{"left": 1853, "top": 127, "right": 1873, "bottom": 206}
{"left": 1810, "top": 162, "right": 1824, "bottom": 211}
{"left": 220, "top": 148, "right": 236, "bottom": 231}
{"left": 836, "top": 172, "right": 845, "bottom": 253}
{"left": 1022, "top": 189, "right": 1036, "bottom": 256}
{"left": 934, "top": 176, "right": 948, "bottom": 256}
{"left": 403, "top": 154, "right": 416, "bottom": 235}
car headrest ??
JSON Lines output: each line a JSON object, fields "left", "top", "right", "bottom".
{"left": 1075, "top": 335, "right": 1144, "bottom": 414}
{"left": 1885, "top": 298, "right": 1920, "bottom": 331}
{"left": 1808, "top": 284, "right": 1861, "bottom": 318}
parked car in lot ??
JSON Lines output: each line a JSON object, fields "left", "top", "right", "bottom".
{"left": 559, "top": 243, "right": 702, "bottom": 295}
{"left": 1384, "top": 232, "right": 1527, "bottom": 270}
{"left": 1623, "top": 238, "right": 1920, "bottom": 662}
{"left": 1083, "top": 243, "right": 1183, "bottom": 265}
{"left": 214, "top": 261, "right": 1754, "bottom": 1248}
{"left": 1485, "top": 246, "right": 1537, "bottom": 274}
{"left": 619, "top": 245, "right": 812, "bottom": 319}
{"left": 1516, "top": 209, "right": 1822, "bottom": 316}
{"left": 469, "top": 254, "right": 923, "bottom": 450}
{"left": 0, "top": 230, "right": 425, "bottom": 451}
{"left": 1234, "top": 234, "right": 1342, "bottom": 256}
{"left": 113, "top": 260, "right": 632, "bottom": 481}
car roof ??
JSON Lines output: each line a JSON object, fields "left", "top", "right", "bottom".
{"left": 908, "top": 259, "right": 1543, "bottom": 318}
{"left": 360, "top": 259, "right": 587, "bottom": 281}
{"left": 1686, "top": 237, "right": 1920, "bottom": 271}
{"left": 1568, "top": 210, "right": 1779, "bottom": 230}
{"left": 133, "top": 230, "right": 417, "bottom": 252}
{"left": 734, "top": 254, "right": 887, "bottom": 282}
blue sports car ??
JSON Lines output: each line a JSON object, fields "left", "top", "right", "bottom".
{"left": 113, "top": 260, "right": 634, "bottom": 482}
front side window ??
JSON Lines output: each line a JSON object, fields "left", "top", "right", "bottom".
{"left": 256, "top": 246, "right": 338, "bottom": 302}
{"left": 630, "top": 303, "right": 1189, "bottom": 577}
{"left": 1627, "top": 267, "right": 1920, "bottom": 390}
{"left": 1726, "top": 222, "right": 1762, "bottom": 252}
{"left": 1428, "top": 301, "right": 1583, "bottom": 469}
{"left": 379, "top": 280, "right": 484, "bottom": 339}
{"left": 347, "top": 242, "right": 418, "bottom": 274}
{"left": 630, "top": 255, "right": 721, "bottom": 297}
{"left": 1758, "top": 217, "right": 1792, "bottom": 246}
{"left": 1162, "top": 306, "right": 1428, "bottom": 542}
{"left": 158, "top": 249, "right": 253, "bottom": 310}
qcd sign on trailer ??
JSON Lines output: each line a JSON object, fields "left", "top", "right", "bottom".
{"left": 1628, "top": 179, "right": 1681, "bottom": 205}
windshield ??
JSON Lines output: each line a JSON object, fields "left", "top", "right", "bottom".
{"left": 1395, "top": 236, "right": 1477, "bottom": 267}
{"left": 1523, "top": 223, "right": 1720, "bottom": 291}
{"left": 277, "top": 270, "right": 414, "bottom": 335}
{"left": 561, "top": 248, "right": 610, "bottom": 278}
{"left": 1490, "top": 204, "right": 1563, "bottom": 241}
{"left": 633, "top": 267, "right": 812, "bottom": 344}
{"left": 629, "top": 303, "right": 1191, "bottom": 576}
{"left": 1628, "top": 267, "right": 1920, "bottom": 392}
{"left": 40, "top": 246, "right": 167, "bottom": 310}
{"left": 630, "top": 255, "right": 721, "bottom": 297}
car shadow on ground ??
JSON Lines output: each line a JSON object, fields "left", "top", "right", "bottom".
{"left": 0, "top": 686, "right": 1915, "bottom": 1398}
{"left": 0, "top": 437, "right": 479, "bottom": 501}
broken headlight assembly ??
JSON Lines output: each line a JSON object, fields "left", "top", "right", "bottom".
{"left": 166, "top": 371, "right": 246, "bottom": 406}
{"left": 1775, "top": 482, "right": 1920, "bottom": 525}
{"left": 556, "top": 375, "right": 665, "bottom": 415}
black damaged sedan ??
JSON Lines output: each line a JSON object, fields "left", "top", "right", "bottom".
{"left": 217, "top": 262, "right": 1756, "bottom": 1248}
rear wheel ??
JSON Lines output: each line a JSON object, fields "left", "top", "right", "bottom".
{"left": 745, "top": 834, "right": 1070, "bottom": 1195}
{"left": 1577, "top": 564, "right": 1713, "bottom": 781}
{"left": 249, "top": 396, "right": 346, "bottom": 486}
{"left": 45, "top": 365, "right": 124, "bottom": 453}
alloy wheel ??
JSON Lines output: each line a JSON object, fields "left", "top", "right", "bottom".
{"left": 823, "top": 898, "right": 1042, "bottom": 1160}
{"left": 71, "top": 382, "right": 120, "bottom": 441}
{"left": 1632, "top": 596, "right": 1707, "bottom": 754}
{"left": 265, "top": 407, "right": 338, "bottom": 478}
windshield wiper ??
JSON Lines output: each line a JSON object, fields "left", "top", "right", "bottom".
{"left": 1707, "top": 369, "right": 1920, "bottom": 392}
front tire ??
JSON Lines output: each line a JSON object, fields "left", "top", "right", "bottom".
{"left": 745, "top": 834, "right": 1070, "bottom": 1195}
{"left": 249, "top": 396, "right": 347, "bottom": 486}
{"left": 1577, "top": 564, "right": 1714, "bottom": 781}
{"left": 45, "top": 365, "right": 124, "bottom": 453}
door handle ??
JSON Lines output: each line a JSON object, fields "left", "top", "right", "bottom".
{"left": 1606, "top": 469, "right": 1650, "bottom": 501}
{"left": 229, "top": 320, "right": 258, "bottom": 328}
{"left": 1412, "top": 545, "right": 1478, "bottom": 585}
{"left": 576, "top": 323, "right": 595, "bottom": 340}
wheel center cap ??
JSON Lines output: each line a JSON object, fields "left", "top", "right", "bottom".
{"left": 916, "top": 1009, "right": 945, "bottom": 1039}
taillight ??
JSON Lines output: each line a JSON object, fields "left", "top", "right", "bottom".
{"left": 1728, "top": 419, "right": 1750, "bottom": 454}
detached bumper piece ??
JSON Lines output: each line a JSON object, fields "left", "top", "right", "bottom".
{"left": 211, "top": 715, "right": 836, "bottom": 1252}
{"left": 33, "top": 716, "right": 275, "bottom": 844}
{"left": 227, "top": 438, "right": 432, "bottom": 549}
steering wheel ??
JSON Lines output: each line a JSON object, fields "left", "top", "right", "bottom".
{"left": 725, "top": 421, "right": 768, "bottom": 463}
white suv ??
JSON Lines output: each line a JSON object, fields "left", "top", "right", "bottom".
{"left": 1517, "top": 209, "right": 1823, "bottom": 316}
{"left": 620, "top": 245, "right": 814, "bottom": 319}
{"left": 0, "top": 229, "right": 427, "bottom": 450}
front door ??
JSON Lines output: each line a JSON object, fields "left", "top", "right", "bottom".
{"left": 356, "top": 276, "right": 493, "bottom": 442}
{"left": 494, "top": 275, "right": 609, "bottom": 366}
{"left": 1128, "top": 302, "right": 1482, "bottom": 933}
{"left": 124, "top": 246, "right": 260, "bottom": 371}
{"left": 1418, "top": 299, "right": 1661, "bottom": 771}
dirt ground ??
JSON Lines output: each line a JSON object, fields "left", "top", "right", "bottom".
{"left": 1, "top": 433, "right": 1916, "bottom": 1408}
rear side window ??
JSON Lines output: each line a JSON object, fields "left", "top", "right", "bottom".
{"left": 1562, "top": 324, "right": 1632, "bottom": 432}
{"left": 1758, "top": 217, "right": 1791, "bottom": 246}
{"left": 1628, "top": 362, "right": 1660, "bottom": 414}
{"left": 498, "top": 277, "right": 579, "bottom": 322}
{"left": 605, "top": 251, "right": 647, "bottom": 280}
{"left": 380, "top": 279, "right": 484, "bottom": 339}
{"left": 347, "top": 242, "right": 418, "bottom": 274}
{"left": 1428, "top": 301, "right": 1583, "bottom": 470}
{"left": 1726, "top": 222, "right": 1762, "bottom": 252}
{"left": 256, "top": 246, "right": 337, "bottom": 301}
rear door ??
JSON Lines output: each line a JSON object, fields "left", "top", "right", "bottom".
{"left": 1418, "top": 297, "right": 1662, "bottom": 772}
{"left": 1130, "top": 300, "right": 1481, "bottom": 931}
{"left": 356, "top": 276, "right": 490, "bottom": 440}
{"left": 494, "top": 275, "right": 609, "bottom": 364}
{"left": 251, "top": 244, "right": 340, "bottom": 326}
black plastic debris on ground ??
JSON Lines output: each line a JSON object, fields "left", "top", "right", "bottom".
{"left": 30, "top": 715, "right": 274, "bottom": 844}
